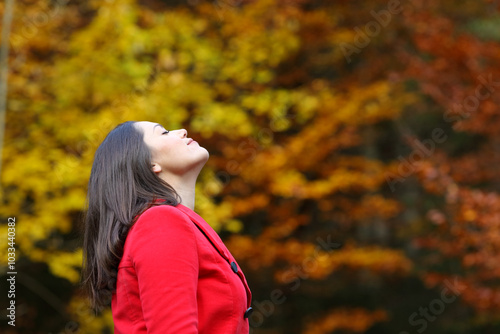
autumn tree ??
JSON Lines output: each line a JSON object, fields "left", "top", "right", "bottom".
{"left": 397, "top": 0, "right": 500, "bottom": 320}
{"left": 2, "top": 0, "right": 500, "bottom": 333}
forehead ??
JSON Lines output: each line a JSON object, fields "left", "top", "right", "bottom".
{"left": 135, "top": 121, "right": 162, "bottom": 134}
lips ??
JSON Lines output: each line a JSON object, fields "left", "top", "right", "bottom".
{"left": 187, "top": 138, "right": 194, "bottom": 145}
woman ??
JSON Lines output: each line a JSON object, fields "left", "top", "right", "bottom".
{"left": 81, "top": 121, "right": 252, "bottom": 333}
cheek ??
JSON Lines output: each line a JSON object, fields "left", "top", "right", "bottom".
{"left": 157, "top": 143, "right": 173, "bottom": 158}
{"left": 151, "top": 139, "right": 181, "bottom": 161}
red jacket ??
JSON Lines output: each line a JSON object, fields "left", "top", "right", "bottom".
{"left": 111, "top": 203, "right": 252, "bottom": 333}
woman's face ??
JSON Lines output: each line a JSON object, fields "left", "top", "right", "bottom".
{"left": 134, "top": 121, "right": 209, "bottom": 177}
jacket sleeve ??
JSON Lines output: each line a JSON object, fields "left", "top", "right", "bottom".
{"left": 129, "top": 205, "right": 199, "bottom": 333}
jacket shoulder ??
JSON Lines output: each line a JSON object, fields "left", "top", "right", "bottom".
{"left": 129, "top": 204, "right": 194, "bottom": 238}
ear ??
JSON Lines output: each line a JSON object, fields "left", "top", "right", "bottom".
{"left": 151, "top": 162, "right": 162, "bottom": 174}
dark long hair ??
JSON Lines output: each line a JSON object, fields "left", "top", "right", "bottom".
{"left": 80, "top": 121, "right": 181, "bottom": 312}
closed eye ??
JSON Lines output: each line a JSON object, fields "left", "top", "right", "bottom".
{"left": 162, "top": 130, "right": 170, "bottom": 135}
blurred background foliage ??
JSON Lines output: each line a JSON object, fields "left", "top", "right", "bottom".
{"left": 1, "top": 0, "right": 500, "bottom": 333}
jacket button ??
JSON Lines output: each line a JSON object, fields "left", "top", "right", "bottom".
{"left": 230, "top": 261, "right": 238, "bottom": 273}
{"left": 244, "top": 307, "right": 253, "bottom": 319}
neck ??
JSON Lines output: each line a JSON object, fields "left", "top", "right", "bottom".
{"left": 160, "top": 174, "right": 198, "bottom": 211}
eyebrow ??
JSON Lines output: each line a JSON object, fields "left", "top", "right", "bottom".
{"left": 153, "top": 123, "right": 163, "bottom": 133}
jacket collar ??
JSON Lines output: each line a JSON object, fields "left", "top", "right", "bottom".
{"left": 174, "top": 202, "right": 253, "bottom": 308}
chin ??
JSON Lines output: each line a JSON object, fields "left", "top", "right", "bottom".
{"left": 199, "top": 147, "right": 210, "bottom": 159}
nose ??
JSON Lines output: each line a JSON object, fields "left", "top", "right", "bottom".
{"left": 179, "top": 129, "right": 187, "bottom": 138}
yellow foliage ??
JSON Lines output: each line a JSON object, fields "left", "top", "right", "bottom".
{"left": 303, "top": 308, "right": 388, "bottom": 334}
{"left": 1, "top": 0, "right": 419, "bottom": 332}
{"left": 273, "top": 240, "right": 412, "bottom": 281}
{"left": 66, "top": 295, "right": 114, "bottom": 334}
{"left": 46, "top": 249, "right": 83, "bottom": 284}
